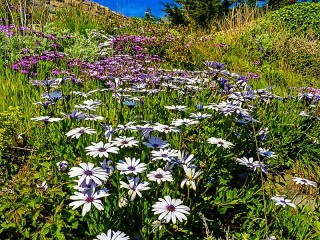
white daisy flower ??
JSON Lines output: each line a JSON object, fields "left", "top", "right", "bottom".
{"left": 174, "top": 150, "right": 196, "bottom": 167}
{"left": 83, "top": 99, "right": 103, "bottom": 106}
{"left": 267, "top": 236, "right": 277, "bottom": 240}
{"left": 70, "top": 91, "right": 91, "bottom": 98}
{"left": 257, "top": 148, "right": 277, "bottom": 159}
{"left": 116, "top": 157, "right": 147, "bottom": 175}
{"left": 75, "top": 99, "right": 102, "bottom": 111}
{"left": 84, "top": 114, "right": 105, "bottom": 121}
{"left": 152, "top": 196, "right": 190, "bottom": 224}
{"left": 153, "top": 123, "right": 180, "bottom": 133}
{"left": 85, "top": 142, "right": 119, "bottom": 158}
{"left": 299, "top": 111, "right": 309, "bottom": 117}
{"left": 151, "top": 148, "right": 179, "bottom": 162}
{"left": 111, "top": 136, "right": 139, "bottom": 148}
{"left": 171, "top": 118, "right": 199, "bottom": 127}
{"left": 69, "top": 188, "right": 109, "bottom": 217}
{"left": 292, "top": 177, "right": 317, "bottom": 187}
{"left": 151, "top": 220, "right": 166, "bottom": 231}
{"left": 68, "top": 162, "right": 109, "bottom": 186}
{"left": 117, "top": 121, "right": 136, "bottom": 131}
{"left": 31, "top": 116, "right": 63, "bottom": 122}
{"left": 118, "top": 197, "right": 128, "bottom": 208}
{"left": 75, "top": 104, "right": 98, "bottom": 111}
{"left": 134, "top": 123, "right": 154, "bottom": 138}
{"left": 120, "top": 177, "right": 150, "bottom": 201}
{"left": 66, "top": 127, "right": 96, "bottom": 139}
{"left": 271, "top": 195, "right": 296, "bottom": 208}
{"left": 165, "top": 105, "right": 188, "bottom": 112}
{"left": 203, "top": 103, "right": 220, "bottom": 111}
{"left": 36, "top": 180, "right": 48, "bottom": 192}
{"left": 94, "top": 229, "right": 129, "bottom": 240}
{"left": 56, "top": 160, "right": 69, "bottom": 171}
{"left": 161, "top": 82, "right": 180, "bottom": 90}
{"left": 189, "top": 112, "right": 212, "bottom": 120}
{"left": 236, "top": 157, "right": 260, "bottom": 171}
{"left": 207, "top": 137, "right": 234, "bottom": 148}
{"left": 236, "top": 157, "right": 268, "bottom": 174}
{"left": 147, "top": 168, "right": 173, "bottom": 184}
{"left": 181, "top": 165, "right": 201, "bottom": 190}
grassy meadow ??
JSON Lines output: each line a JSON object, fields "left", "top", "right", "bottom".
{"left": 1, "top": 2, "right": 320, "bottom": 239}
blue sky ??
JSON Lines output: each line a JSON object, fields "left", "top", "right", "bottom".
{"left": 93, "top": 0, "right": 315, "bottom": 18}
{"left": 94, "top": 0, "right": 165, "bottom": 18}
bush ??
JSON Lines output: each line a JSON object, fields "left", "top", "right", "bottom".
{"left": 266, "top": 2, "right": 320, "bottom": 37}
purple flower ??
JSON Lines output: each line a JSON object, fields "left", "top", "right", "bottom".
{"left": 51, "top": 69, "right": 59, "bottom": 75}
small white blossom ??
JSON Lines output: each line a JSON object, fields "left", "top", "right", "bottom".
{"left": 36, "top": 180, "right": 48, "bottom": 192}
{"left": 120, "top": 177, "right": 150, "bottom": 201}
{"left": 111, "top": 136, "right": 139, "bottom": 148}
{"left": 181, "top": 165, "right": 201, "bottom": 190}
{"left": 116, "top": 157, "right": 147, "bottom": 175}
{"left": 257, "top": 148, "right": 277, "bottom": 159}
{"left": 31, "top": 116, "right": 63, "bottom": 122}
{"left": 147, "top": 168, "right": 173, "bottom": 184}
{"left": 189, "top": 112, "right": 212, "bottom": 120}
{"left": 165, "top": 105, "right": 188, "bottom": 112}
{"left": 151, "top": 148, "right": 179, "bottom": 162}
{"left": 56, "top": 161, "right": 69, "bottom": 171}
{"left": 68, "top": 162, "right": 108, "bottom": 186}
{"left": 271, "top": 195, "right": 296, "bottom": 208}
{"left": 94, "top": 229, "right": 129, "bottom": 240}
{"left": 69, "top": 188, "right": 109, "bottom": 217}
{"left": 66, "top": 127, "right": 96, "bottom": 139}
{"left": 207, "top": 137, "right": 234, "bottom": 148}
{"left": 152, "top": 196, "right": 190, "bottom": 224}
{"left": 171, "top": 118, "right": 199, "bottom": 127}
{"left": 85, "top": 142, "right": 119, "bottom": 158}
{"left": 118, "top": 197, "right": 128, "bottom": 208}
{"left": 292, "top": 177, "right": 317, "bottom": 187}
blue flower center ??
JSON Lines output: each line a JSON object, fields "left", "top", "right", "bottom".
{"left": 98, "top": 147, "right": 106, "bottom": 152}
{"left": 128, "top": 166, "right": 135, "bottom": 171}
{"left": 86, "top": 196, "right": 94, "bottom": 203}
{"left": 166, "top": 204, "right": 176, "bottom": 212}
{"left": 84, "top": 170, "right": 92, "bottom": 175}
{"left": 155, "top": 174, "right": 163, "bottom": 179}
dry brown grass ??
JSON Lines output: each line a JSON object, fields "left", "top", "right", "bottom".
{"left": 216, "top": 4, "right": 268, "bottom": 33}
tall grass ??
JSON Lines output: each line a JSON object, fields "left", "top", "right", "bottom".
{"left": 216, "top": 4, "right": 267, "bottom": 33}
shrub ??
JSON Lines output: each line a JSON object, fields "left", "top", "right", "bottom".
{"left": 265, "top": 2, "right": 320, "bottom": 37}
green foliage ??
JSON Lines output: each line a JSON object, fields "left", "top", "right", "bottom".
{"left": 162, "top": 0, "right": 230, "bottom": 27}
{"left": 161, "top": 1, "right": 189, "bottom": 26}
{"left": 266, "top": 0, "right": 296, "bottom": 10}
{"left": 0, "top": 107, "right": 28, "bottom": 180}
{"left": 61, "top": 29, "right": 101, "bottom": 62}
{"left": 53, "top": 7, "right": 99, "bottom": 34}
{"left": 266, "top": 2, "right": 320, "bottom": 37}
{"left": 0, "top": 33, "right": 51, "bottom": 64}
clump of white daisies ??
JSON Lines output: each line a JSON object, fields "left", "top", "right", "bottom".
{"left": 30, "top": 63, "right": 320, "bottom": 239}
{"left": 62, "top": 107, "right": 210, "bottom": 237}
